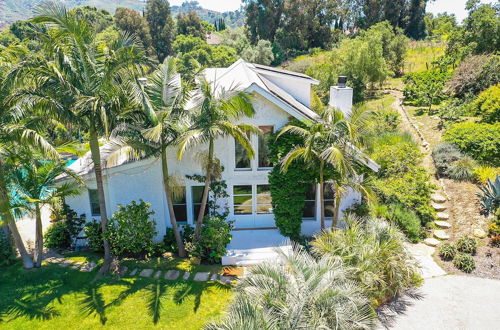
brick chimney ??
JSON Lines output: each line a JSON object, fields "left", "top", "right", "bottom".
{"left": 329, "top": 76, "right": 353, "bottom": 117}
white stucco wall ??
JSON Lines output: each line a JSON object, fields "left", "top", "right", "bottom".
{"left": 260, "top": 74, "right": 312, "bottom": 108}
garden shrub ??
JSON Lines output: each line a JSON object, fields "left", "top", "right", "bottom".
{"left": 490, "top": 235, "right": 500, "bottom": 248}
{"left": 432, "top": 143, "right": 465, "bottom": 177}
{"left": 439, "top": 243, "right": 457, "bottom": 261}
{"left": 447, "top": 156, "right": 476, "bottom": 181}
{"left": 403, "top": 70, "right": 450, "bottom": 108}
{"left": 185, "top": 217, "right": 233, "bottom": 263}
{"left": 469, "top": 83, "right": 500, "bottom": 124}
{"left": 104, "top": 200, "right": 157, "bottom": 256}
{"left": 0, "top": 229, "right": 16, "bottom": 267}
{"left": 371, "top": 139, "right": 422, "bottom": 176}
{"left": 44, "top": 203, "right": 86, "bottom": 249}
{"left": 453, "top": 253, "right": 476, "bottom": 273}
{"left": 443, "top": 122, "right": 500, "bottom": 165}
{"left": 385, "top": 204, "right": 423, "bottom": 242}
{"left": 163, "top": 224, "right": 194, "bottom": 253}
{"left": 84, "top": 220, "right": 103, "bottom": 252}
{"left": 456, "top": 236, "right": 477, "bottom": 255}
{"left": 474, "top": 166, "right": 500, "bottom": 184}
{"left": 312, "top": 216, "right": 420, "bottom": 304}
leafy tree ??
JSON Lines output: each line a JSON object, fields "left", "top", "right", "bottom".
{"left": 177, "top": 11, "right": 206, "bottom": 39}
{"left": 25, "top": 2, "right": 148, "bottom": 273}
{"left": 115, "top": 7, "right": 153, "bottom": 52}
{"left": 405, "top": 0, "right": 427, "bottom": 39}
{"left": 244, "top": 0, "right": 285, "bottom": 44}
{"left": 240, "top": 39, "right": 274, "bottom": 65}
{"left": 11, "top": 158, "right": 81, "bottom": 267}
{"left": 424, "top": 12, "right": 457, "bottom": 38}
{"left": 403, "top": 70, "right": 450, "bottom": 111}
{"left": 146, "top": 0, "right": 176, "bottom": 62}
{"left": 221, "top": 27, "right": 250, "bottom": 54}
{"left": 177, "top": 78, "right": 257, "bottom": 237}
{"left": 70, "top": 6, "right": 113, "bottom": 33}
{"left": 0, "top": 30, "right": 19, "bottom": 47}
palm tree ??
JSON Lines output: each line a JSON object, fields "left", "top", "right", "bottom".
{"left": 206, "top": 246, "right": 375, "bottom": 329}
{"left": 0, "top": 45, "right": 59, "bottom": 269}
{"left": 108, "top": 57, "right": 189, "bottom": 257}
{"left": 11, "top": 157, "right": 82, "bottom": 267}
{"left": 177, "top": 77, "right": 257, "bottom": 237}
{"left": 20, "top": 2, "right": 149, "bottom": 272}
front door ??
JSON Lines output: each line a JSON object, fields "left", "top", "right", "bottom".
{"left": 232, "top": 184, "right": 274, "bottom": 229}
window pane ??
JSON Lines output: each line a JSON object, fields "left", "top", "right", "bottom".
{"left": 192, "top": 186, "right": 204, "bottom": 203}
{"left": 234, "top": 195, "right": 253, "bottom": 205}
{"left": 173, "top": 204, "right": 188, "bottom": 222}
{"left": 234, "top": 205, "right": 252, "bottom": 214}
{"left": 233, "top": 185, "right": 252, "bottom": 195}
{"left": 256, "top": 185, "right": 272, "bottom": 204}
{"left": 258, "top": 126, "right": 274, "bottom": 168}
{"left": 256, "top": 204, "right": 272, "bottom": 214}
{"left": 172, "top": 187, "right": 186, "bottom": 204}
{"left": 193, "top": 204, "right": 208, "bottom": 218}
{"left": 305, "top": 185, "right": 316, "bottom": 200}
{"left": 324, "top": 202, "right": 334, "bottom": 217}
{"left": 235, "top": 139, "right": 250, "bottom": 169}
{"left": 303, "top": 201, "right": 316, "bottom": 218}
{"left": 88, "top": 189, "right": 100, "bottom": 216}
{"left": 257, "top": 184, "right": 270, "bottom": 194}
{"left": 323, "top": 187, "right": 335, "bottom": 200}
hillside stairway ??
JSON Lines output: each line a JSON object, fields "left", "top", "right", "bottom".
{"left": 424, "top": 193, "right": 452, "bottom": 247}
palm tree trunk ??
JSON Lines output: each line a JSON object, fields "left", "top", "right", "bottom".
{"left": 319, "top": 161, "right": 325, "bottom": 230}
{"left": 161, "top": 148, "right": 186, "bottom": 257}
{"left": 89, "top": 128, "right": 112, "bottom": 274}
{"left": 33, "top": 203, "right": 43, "bottom": 267}
{"left": 195, "top": 139, "right": 214, "bottom": 238}
{"left": 332, "top": 185, "right": 342, "bottom": 229}
{"left": 0, "top": 162, "right": 33, "bottom": 269}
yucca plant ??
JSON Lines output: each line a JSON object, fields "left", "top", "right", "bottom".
{"left": 206, "top": 247, "right": 376, "bottom": 330}
{"left": 477, "top": 175, "right": 500, "bottom": 216}
{"left": 439, "top": 243, "right": 457, "bottom": 261}
{"left": 311, "top": 215, "right": 419, "bottom": 304}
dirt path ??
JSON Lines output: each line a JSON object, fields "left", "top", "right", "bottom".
{"left": 388, "top": 89, "right": 499, "bottom": 280}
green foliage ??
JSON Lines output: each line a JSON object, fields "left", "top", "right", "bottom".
{"left": 185, "top": 217, "right": 233, "bottom": 263}
{"left": 146, "top": 0, "right": 176, "bottom": 62}
{"left": 268, "top": 119, "right": 318, "bottom": 240}
{"left": 0, "top": 30, "right": 19, "bottom": 47}
{"left": 371, "top": 139, "right": 422, "bottom": 176}
{"left": 424, "top": 12, "right": 458, "bottom": 39}
{"left": 84, "top": 220, "right": 103, "bottom": 253}
{"left": 114, "top": 7, "right": 152, "bottom": 51}
{"left": 403, "top": 70, "right": 450, "bottom": 108}
{"left": 44, "top": 221, "right": 72, "bottom": 249}
{"left": 443, "top": 122, "right": 500, "bottom": 164}
{"left": 104, "top": 200, "right": 157, "bottom": 256}
{"left": 456, "top": 236, "right": 477, "bottom": 255}
{"left": 176, "top": 11, "right": 206, "bottom": 39}
{"left": 432, "top": 143, "right": 464, "bottom": 177}
{"left": 163, "top": 225, "right": 194, "bottom": 253}
{"left": 312, "top": 216, "right": 420, "bottom": 304}
{"left": 477, "top": 176, "right": 500, "bottom": 216}
{"left": 240, "top": 39, "right": 274, "bottom": 65}
{"left": 377, "top": 203, "right": 423, "bottom": 242}
{"left": 469, "top": 84, "right": 500, "bottom": 124}
{"left": 453, "top": 253, "right": 476, "bottom": 273}
{"left": 70, "top": 6, "right": 113, "bottom": 33}
{"left": 474, "top": 166, "right": 500, "bottom": 184}
{"left": 439, "top": 243, "right": 457, "bottom": 261}
{"left": 447, "top": 156, "right": 476, "bottom": 181}
{"left": 0, "top": 230, "right": 16, "bottom": 267}
{"left": 44, "top": 204, "right": 86, "bottom": 249}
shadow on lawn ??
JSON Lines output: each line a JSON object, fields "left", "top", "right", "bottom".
{"left": 0, "top": 262, "right": 230, "bottom": 326}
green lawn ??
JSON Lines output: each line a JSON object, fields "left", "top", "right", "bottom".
{"left": 0, "top": 254, "right": 233, "bottom": 329}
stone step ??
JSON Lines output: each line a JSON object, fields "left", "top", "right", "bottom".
{"left": 165, "top": 270, "right": 180, "bottom": 280}
{"left": 434, "top": 230, "right": 450, "bottom": 240}
{"left": 435, "top": 221, "right": 452, "bottom": 229}
{"left": 193, "top": 272, "right": 210, "bottom": 281}
{"left": 139, "top": 269, "right": 154, "bottom": 277}
{"left": 437, "top": 212, "right": 450, "bottom": 220}
{"left": 431, "top": 203, "right": 447, "bottom": 211}
{"left": 182, "top": 272, "right": 190, "bottom": 280}
{"left": 431, "top": 193, "right": 446, "bottom": 203}
{"left": 424, "top": 238, "right": 441, "bottom": 247}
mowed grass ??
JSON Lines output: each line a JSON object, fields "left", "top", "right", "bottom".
{"left": 0, "top": 255, "right": 233, "bottom": 330}
{"left": 358, "top": 93, "right": 396, "bottom": 113}
{"left": 404, "top": 41, "right": 445, "bottom": 73}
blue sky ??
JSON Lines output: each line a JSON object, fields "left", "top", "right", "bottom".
{"left": 170, "top": 0, "right": 496, "bottom": 22}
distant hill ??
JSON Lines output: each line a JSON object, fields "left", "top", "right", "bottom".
{"left": 0, "top": 0, "right": 244, "bottom": 30}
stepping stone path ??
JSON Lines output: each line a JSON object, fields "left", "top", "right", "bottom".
{"left": 431, "top": 193, "right": 446, "bottom": 203}
{"left": 139, "top": 269, "right": 154, "bottom": 277}
{"left": 44, "top": 257, "right": 97, "bottom": 273}
{"left": 210, "top": 273, "right": 218, "bottom": 281}
{"left": 431, "top": 203, "right": 447, "bottom": 211}
{"left": 119, "top": 266, "right": 128, "bottom": 276}
{"left": 434, "top": 230, "right": 450, "bottom": 240}
{"left": 129, "top": 268, "right": 138, "bottom": 276}
{"left": 424, "top": 238, "right": 441, "bottom": 247}
{"left": 437, "top": 212, "right": 449, "bottom": 220}
{"left": 165, "top": 270, "right": 180, "bottom": 280}
{"left": 194, "top": 272, "right": 210, "bottom": 281}
{"left": 183, "top": 272, "right": 190, "bottom": 280}
{"left": 153, "top": 271, "right": 161, "bottom": 279}
{"left": 435, "top": 221, "right": 452, "bottom": 229}
{"left": 220, "top": 276, "right": 233, "bottom": 284}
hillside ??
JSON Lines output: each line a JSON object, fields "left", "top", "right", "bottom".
{"left": 0, "top": 0, "right": 244, "bottom": 30}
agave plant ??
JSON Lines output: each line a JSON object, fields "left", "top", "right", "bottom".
{"left": 206, "top": 247, "right": 376, "bottom": 330}
{"left": 477, "top": 175, "right": 500, "bottom": 216}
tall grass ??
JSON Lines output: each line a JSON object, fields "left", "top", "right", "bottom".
{"left": 405, "top": 41, "right": 445, "bottom": 73}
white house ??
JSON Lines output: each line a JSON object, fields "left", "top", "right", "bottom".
{"left": 62, "top": 59, "right": 379, "bottom": 264}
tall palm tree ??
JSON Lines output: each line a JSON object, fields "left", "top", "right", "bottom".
{"left": 108, "top": 57, "right": 189, "bottom": 257}
{"left": 11, "top": 157, "right": 82, "bottom": 267}
{"left": 206, "top": 246, "right": 375, "bottom": 329}
{"left": 20, "top": 2, "right": 149, "bottom": 272}
{"left": 0, "top": 45, "right": 59, "bottom": 269}
{"left": 177, "top": 78, "right": 257, "bottom": 237}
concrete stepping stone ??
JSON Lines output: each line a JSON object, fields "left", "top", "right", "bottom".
{"left": 165, "top": 270, "right": 180, "bottom": 280}
{"left": 194, "top": 272, "right": 210, "bottom": 281}
{"left": 220, "top": 276, "right": 234, "bottom": 284}
{"left": 431, "top": 194, "right": 446, "bottom": 203}
{"left": 153, "top": 271, "right": 161, "bottom": 279}
{"left": 70, "top": 262, "right": 84, "bottom": 270}
{"left": 209, "top": 273, "right": 218, "bottom": 281}
{"left": 435, "top": 221, "right": 452, "bottom": 229}
{"left": 81, "top": 262, "right": 97, "bottom": 272}
{"left": 139, "top": 269, "right": 154, "bottom": 277}
{"left": 119, "top": 266, "right": 128, "bottom": 276}
{"left": 129, "top": 268, "right": 138, "bottom": 276}
{"left": 437, "top": 212, "right": 449, "bottom": 220}
{"left": 424, "top": 238, "right": 441, "bottom": 247}
{"left": 59, "top": 261, "right": 72, "bottom": 267}
{"left": 434, "top": 230, "right": 450, "bottom": 240}
{"left": 431, "top": 203, "right": 446, "bottom": 211}
{"left": 182, "top": 272, "right": 190, "bottom": 280}
{"left": 45, "top": 257, "right": 64, "bottom": 263}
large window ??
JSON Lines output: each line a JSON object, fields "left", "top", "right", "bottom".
{"left": 256, "top": 185, "right": 272, "bottom": 214}
{"left": 88, "top": 189, "right": 100, "bottom": 216}
{"left": 303, "top": 185, "right": 316, "bottom": 218}
{"left": 192, "top": 186, "right": 208, "bottom": 219}
{"left": 233, "top": 185, "right": 252, "bottom": 214}
{"left": 235, "top": 136, "right": 251, "bottom": 169}
{"left": 324, "top": 186, "right": 335, "bottom": 217}
{"left": 258, "top": 126, "right": 274, "bottom": 168}
{"left": 172, "top": 187, "right": 187, "bottom": 222}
